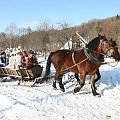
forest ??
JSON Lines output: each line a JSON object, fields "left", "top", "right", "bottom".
{"left": 0, "top": 14, "right": 120, "bottom": 53}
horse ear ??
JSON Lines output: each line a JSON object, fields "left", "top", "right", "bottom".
{"left": 98, "top": 34, "right": 101, "bottom": 39}
{"left": 109, "top": 38, "right": 113, "bottom": 42}
{"left": 98, "top": 34, "right": 101, "bottom": 37}
{"left": 98, "top": 34, "right": 103, "bottom": 39}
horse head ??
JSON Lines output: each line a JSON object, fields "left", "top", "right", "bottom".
{"left": 97, "top": 35, "right": 119, "bottom": 60}
{"left": 85, "top": 34, "right": 120, "bottom": 64}
{"left": 108, "top": 38, "right": 120, "bottom": 61}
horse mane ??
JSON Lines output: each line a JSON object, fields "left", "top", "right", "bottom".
{"left": 110, "top": 38, "right": 117, "bottom": 47}
{"left": 86, "top": 36, "right": 100, "bottom": 51}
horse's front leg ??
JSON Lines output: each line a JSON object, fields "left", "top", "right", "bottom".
{"left": 89, "top": 69, "right": 101, "bottom": 90}
{"left": 73, "top": 73, "right": 85, "bottom": 93}
{"left": 90, "top": 75, "right": 100, "bottom": 96}
{"left": 94, "top": 69, "right": 101, "bottom": 89}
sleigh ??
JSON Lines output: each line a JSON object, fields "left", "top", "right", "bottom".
{"left": 0, "top": 65, "right": 43, "bottom": 86}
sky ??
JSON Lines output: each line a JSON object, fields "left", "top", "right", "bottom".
{"left": 0, "top": 0, "right": 120, "bottom": 32}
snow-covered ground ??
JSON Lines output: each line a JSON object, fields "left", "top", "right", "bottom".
{"left": 0, "top": 56, "right": 120, "bottom": 120}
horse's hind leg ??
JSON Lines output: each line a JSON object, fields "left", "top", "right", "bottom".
{"left": 58, "top": 74, "right": 65, "bottom": 92}
{"left": 74, "top": 73, "right": 80, "bottom": 84}
{"left": 53, "top": 71, "right": 59, "bottom": 89}
{"left": 53, "top": 71, "right": 65, "bottom": 92}
{"left": 53, "top": 80, "right": 57, "bottom": 89}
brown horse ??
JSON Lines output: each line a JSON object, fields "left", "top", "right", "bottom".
{"left": 74, "top": 38, "right": 120, "bottom": 89}
{"left": 44, "top": 35, "right": 119, "bottom": 96}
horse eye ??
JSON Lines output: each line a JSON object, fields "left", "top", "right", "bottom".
{"left": 104, "top": 41, "right": 108, "bottom": 43}
{"left": 103, "top": 41, "right": 108, "bottom": 45}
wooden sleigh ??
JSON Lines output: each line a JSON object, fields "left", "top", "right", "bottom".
{"left": 0, "top": 65, "right": 43, "bottom": 86}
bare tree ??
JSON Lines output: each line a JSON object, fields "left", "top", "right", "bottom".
{"left": 18, "top": 26, "right": 32, "bottom": 49}
{"left": 5, "top": 23, "right": 18, "bottom": 48}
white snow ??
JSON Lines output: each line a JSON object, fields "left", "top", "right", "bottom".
{"left": 0, "top": 56, "right": 120, "bottom": 120}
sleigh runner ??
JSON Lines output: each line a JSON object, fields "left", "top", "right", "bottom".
{"left": 0, "top": 65, "right": 43, "bottom": 86}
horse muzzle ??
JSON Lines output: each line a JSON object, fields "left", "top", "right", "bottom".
{"left": 112, "top": 52, "right": 120, "bottom": 61}
{"left": 106, "top": 48, "right": 116, "bottom": 58}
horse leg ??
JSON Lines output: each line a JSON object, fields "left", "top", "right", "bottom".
{"left": 53, "top": 80, "right": 57, "bottom": 89}
{"left": 90, "top": 75, "right": 100, "bottom": 96}
{"left": 53, "top": 71, "right": 65, "bottom": 92}
{"left": 74, "top": 73, "right": 80, "bottom": 85}
{"left": 74, "top": 73, "right": 80, "bottom": 82}
{"left": 94, "top": 69, "right": 101, "bottom": 90}
{"left": 89, "top": 69, "right": 101, "bottom": 90}
{"left": 73, "top": 72, "right": 85, "bottom": 93}
{"left": 58, "top": 74, "right": 65, "bottom": 92}
{"left": 53, "top": 71, "right": 60, "bottom": 89}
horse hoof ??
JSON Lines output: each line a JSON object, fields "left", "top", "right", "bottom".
{"left": 96, "top": 94, "right": 101, "bottom": 97}
{"left": 61, "top": 89, "right": 65, "bottom": 92}
{"left": 95, "top": 86, "right": 97, "bottom": 90}
{"left": 93, "top": 93, "right": 101, "bottom": 97}
{"left": 53, "top": 87, "right": 57, "bottom": 90}
{"left": 73, "top": 87, "right": 80, "bottom": 94}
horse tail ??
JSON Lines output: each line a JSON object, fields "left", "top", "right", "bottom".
{"left": 44, "top": 52, "right": 54, "bottom": 78}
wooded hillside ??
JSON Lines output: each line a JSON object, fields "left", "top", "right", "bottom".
{"left": 0, "top": 15, "right": 120, "bottom": 53}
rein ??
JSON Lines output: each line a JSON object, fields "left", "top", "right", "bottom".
{"left": 59, "top": 57, "right": 88, "bottom": 75}
{"left": 72, "top": 52, "right": 81, "bottom": 72}
{"left": 42, "top": 57, "right": 88, "bottom": 80}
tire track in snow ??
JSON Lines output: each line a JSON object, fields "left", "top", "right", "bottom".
{"left": 0, "top": 112, "right": 7, "bottom": 120}
{"left": 0, "top": 79, "right": 120, "bottom": 120}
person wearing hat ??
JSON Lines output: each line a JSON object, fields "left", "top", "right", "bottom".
{"left": 26, "top": 50, "right": 38, "bottom": 69}
{"left": 14, "top": 50, "right": 24, "bottom": 69}
{"left": 6, "top": 50, "right": 23, "bottom": 70}
{"left": 6, "top": 51, "right": 16, "bottom": 69}
{"left": 22, "top": 50, "right": 28, "bottom": 67}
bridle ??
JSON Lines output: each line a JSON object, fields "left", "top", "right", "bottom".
{"left": 96, "top": 39, "right": 116, "bottom": 57}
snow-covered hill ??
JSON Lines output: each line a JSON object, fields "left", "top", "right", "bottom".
{"left": 0, "top": 56, "right": 120, "bottom": 120}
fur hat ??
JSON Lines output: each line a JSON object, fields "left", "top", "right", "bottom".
{"left": 1, "top": 51, "right": 6, "bottom": 55}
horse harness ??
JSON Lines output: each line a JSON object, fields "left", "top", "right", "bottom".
{"left": 71, "top": 51, "right": 88, "bottom": 71}
{"left": 84, "top": 39, "right": 115, "bottom": 65}
{"left": 64, "top": 37, "right": 116, "bottom": 74}
{"left": 63, "top": 38, "right": 116, "bottom": 76}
